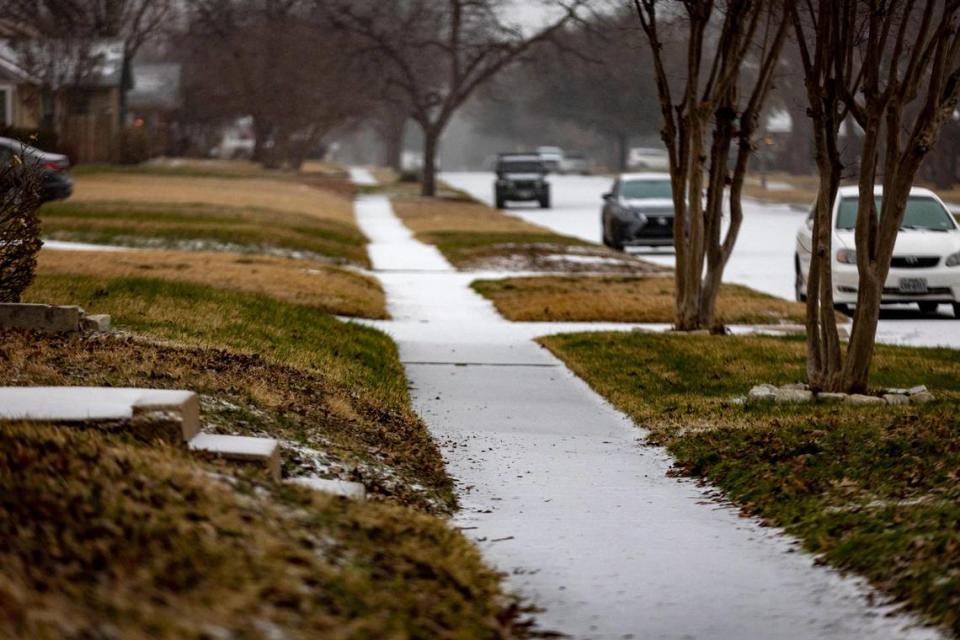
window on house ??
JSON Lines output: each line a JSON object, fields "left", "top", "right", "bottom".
{"left": 41, "top": 92, "right": 55, "bottom": 129}
{"left": 0, "top": 87, "right": 11, "bottom": 126}
{"left": 68, "top": 91, "right": 91, "bottom": 116}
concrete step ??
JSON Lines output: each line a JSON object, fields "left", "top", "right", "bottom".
{"left": 81, "top": 314, "right": 112, "bottom": 332}
{"left": 286, "top": 476, "right": 366, "bottom": 499}
{"left": 0, "top": 386, "right": 199, "bottom": 442}
{"left": 0, "top": 303, "right": 112, "bottom": 334}
{"left": 188, "top": 433, "right": 281, "bottom": 481}
{"left": 0, "top": 303, "right": 83, "bottom": 333}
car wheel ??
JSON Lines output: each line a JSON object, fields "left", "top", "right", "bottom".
{"left": 539, "top": 191, "right": 551, "bottom": 209}
{"left": 495, "top": 193, "right": 506, "bottom": 209}
{"left": 794, "top": 256, "right": 807, "bottom": 303}
{"left": 918, "top": 302, "right": 939, "bottom": 314}
{"left": 834, "top": 303, "right": 851, "bottom": 315}
{"left": 954, "top": 302, "right": 960, "bottom": 318}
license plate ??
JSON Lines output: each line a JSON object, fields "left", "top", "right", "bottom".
{"left": 516, "top": 190, "right": 532, "bottom": 198}
{"left": 899, "top": 278, "right": 928, "bottom": 294}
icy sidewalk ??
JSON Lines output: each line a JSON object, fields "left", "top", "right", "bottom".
{"left": 352, "top": 193, "right": 942, "bottom": 640}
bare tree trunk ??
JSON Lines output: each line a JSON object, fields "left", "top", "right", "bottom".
{"left": 699, "top": 99, "right": 735, "bottom": 329}
{"left": 784, "top": 103, "right": 814, "bottom": 174}
{"left": 378, "top": 110, "right": 406, "bottom": 172}
{"left": 807, "top": 173, "right": 844, "bottom": 390}
{"left": 617, "top": 133, "right": 630, "bottom": 172}
{"left": 421, "top": 127, "right": 439, "bottom": 197}
{"left": 252, "top": 116, "right": 272, "bottom": 164}
{"left": 675, "top": 113, "right": 707, "bottom": 330}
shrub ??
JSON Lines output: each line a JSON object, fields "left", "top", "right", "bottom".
{"left": 0, "top": 150, "right": 43, "bottom": 302}
{"left": 399, "top": 169, "right": 421, "bottom": 183}
{"left": 117, "top": 127, "right": 152, "bottom": 165}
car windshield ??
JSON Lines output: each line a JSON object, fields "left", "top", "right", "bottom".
{"left": 499, "top": 162, "right": 542, "bottom": 173}
{"left": 620, "top": 180, "right": 672, "bottom": 199}
{"left": 836, "top": 196, "right": 956, "bottom": 231}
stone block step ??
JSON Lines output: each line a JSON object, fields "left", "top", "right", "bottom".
{"left": 0, "top": 303, "right": 83, "bottom": 333}
{"left": 189, "top": 433, "right": 281, "bottom": 481}
{"left": 81, "top": 314, "right": 112, "bottom": 332}
{"left": 0, "top": 387, "right": 200, "bottom": 442}
{"left": 286, "top": 476, "right": 366, "bottom": 499}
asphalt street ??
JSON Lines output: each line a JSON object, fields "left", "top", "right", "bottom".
{"left": 443, "top": 171, "right": 960, "bottom": 349}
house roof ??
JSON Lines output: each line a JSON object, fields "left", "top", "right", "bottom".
{"left": 0, "top": 19, "right": 40, "bottom": 39}
{"left": 127, "top": 63, "right": 182, "bottom": 110}
{"left": 0, "top": 38, "right": 126, "bottom": 89}
{"left": 0, "top": 44, "right": 36, "bottom": 84}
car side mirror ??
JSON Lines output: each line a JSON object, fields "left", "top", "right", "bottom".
{"left": 806, "top": 217, "right": 814, "bottom": 230}
{"left": 602, "top": 193, "right": 613, "bottom": 201}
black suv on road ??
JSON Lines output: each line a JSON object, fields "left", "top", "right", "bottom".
{"left": 494, "top": 153, "right": 550, "bottom": 209}
{"left": 602, "top": 173, "right": 675, "bottom": 250}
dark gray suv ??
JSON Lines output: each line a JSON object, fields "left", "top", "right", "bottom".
{"left": 0, "top": 137, "right": 73, "bottom": 202}
{"left": 494, "top": 153, "right": 550, "bottom": 209}
{"left": 601, "top": 173, "right": 674, "bottom": 250}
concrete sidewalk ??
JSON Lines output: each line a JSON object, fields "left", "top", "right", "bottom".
{"left": 352, "top": 191, "right": 941, "bottom": 640}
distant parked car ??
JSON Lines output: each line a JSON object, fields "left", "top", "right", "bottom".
{"left": 211, "top": 131, "right": 255, "bottom": 160}
{"left": 628, "top": 147, "right": 670, "bottom": 171}
{"left": 0, "top": 137, "right": 73, "bottom": 202}
{"left": 494, "top": 153, "right": 550, "bottom": 209}
{"left": 601, "top": 173, "right": 674, "bottom": 250}
{"left": 795, "top": 185, "right": 960, "bottom": 317}
{"left": 561, "top": 152, "right": 591, "bottom": 175}
{"left": 536, "top": 146, "right": 564, "bottom": 173}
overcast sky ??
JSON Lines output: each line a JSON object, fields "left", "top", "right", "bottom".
{"left": 502, "top": 1, "right": 568, "bottom": 31}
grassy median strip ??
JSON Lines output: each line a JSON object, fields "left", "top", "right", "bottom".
{"left": 38, "top": 249, "right": 386, "bottom": 319}
{"left": 473, "top": 275, "right": 807, "bottom": 324}
{"left": 391, "top": 197, "right": 661, "bottom": 272}
{"left": 541, "top": 331, "right": 960, "bottom": 634}
{"left": 43, "top": 167, "right": 369, "bottom": 266}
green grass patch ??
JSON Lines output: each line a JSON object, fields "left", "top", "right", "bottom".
{"left": 40, "top": 200, "right": 369, "bottom": 266}
{"left": 26, "top": 274, "right": 405, "bottom": 411}
{"left": 541, "top": 332, "right": 960, "bottom": 634}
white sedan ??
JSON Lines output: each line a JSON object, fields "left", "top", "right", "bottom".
{"left": 795, "top": 185, "right": 960, "bottom": 316}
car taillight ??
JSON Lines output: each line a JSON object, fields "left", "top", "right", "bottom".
{"left": 45, "top": 161, "right": 67, "bottom": 173}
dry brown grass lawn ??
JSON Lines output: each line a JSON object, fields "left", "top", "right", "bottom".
{"left": 390, "top": 197, "right": 665, "bottom": 273}
{"left": 392, "top": 197, "right": 549, "bottom": 235}
{"left": 0, "top": 330, "right": 445, "bottom": 508}
{"left": 743, "top": 172, "right": 960, "bottom": 208}
{"left": 73, "top": 173, "right": 356, "bottom": 224}
{"left": 370, "top": 166, "right": 399, "bottom": 184}
{"left": 473, "top": 275, "right": 810, "bottom": 324}
{"left": 0, "top": 411, "right": 515, "bottom": 638}
{"left": 38, "top": 249, "right": 386, "bottom": 318}
{"left": 743, "top": 172, "right": 820, "bottom": 206}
